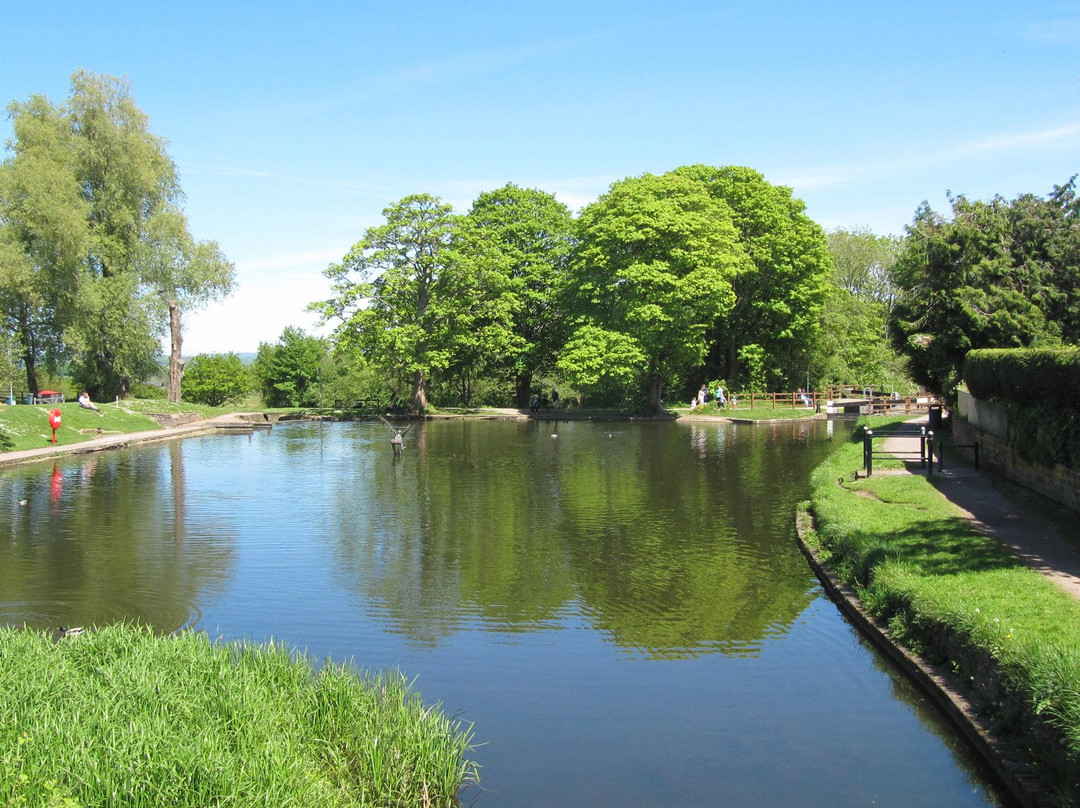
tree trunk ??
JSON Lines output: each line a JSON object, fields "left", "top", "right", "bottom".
{"left": 167, "top": 299, "right": 183, "bottom": 404}
{"left": 18, "top": 309, "right": 38, "bottom": 397}
{"left": 646, "top": 373, "right": 664, "bottom": 416}
{"left": 411, "top": 369, "right": 428, "bottom": 413}
{"left": 515, "top": 373, "right": 532, "bottom": 409}
{"left": 22, "top": 346, "right": 38, "bottom": 399}
{"left": 725, "top": 343, "right": 740, "bottom": 385}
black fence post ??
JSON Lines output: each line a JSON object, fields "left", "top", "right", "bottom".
{"left": 974, "top": 440, "right": 980, "bottom": 471}
{"left": 864, "top": 428, "right": 873, "bottom": 477}
{"left": 926, "top": 431, "right": 934, "bottom": 477}
{"left": 920, "top": 426, "right": 926, "bottom": 468}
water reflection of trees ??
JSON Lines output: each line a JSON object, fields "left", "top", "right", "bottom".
{"left": 0, "top": 443, "right": 234, "bottom": 632}
{"left": 325, "top": 420, "right": 844, "bottom": 658}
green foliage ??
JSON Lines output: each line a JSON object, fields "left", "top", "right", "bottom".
{"left": 811, "top": 286, "right": 913, "bottom": 393}
{"left": 891, "top": 180, "right": 1080, "bottom": 402}
{"left": 674, "top": 165, "right": 833, "bottom": 389}
{"left": 182, "top": 353, "right": 251, "bottom": 407}
{"left": 827, "top": 226, "right": 901, "bottom": 306}
{"left": 563, "top": 171, "right": 746, "bottom": 413}
{"left": 964, "top": 347, "right": 1080, "bottom": 408}
{"left": 314, "top": 194, "right": 469, "bottom": 412}
{"left": 130, "top": 381, "right": 167, "bottom": 400}
{"left": 737, "top": 344, "right": 767, "bottom": 392}
{"left": 458, "top": 184, "right": 575, "bottom": 406}
{"left": 556, "top": 324, "right": 645, "bottom": 399}
{"left": 0, "top": 72, "right": 233, "bottom": 401}
{"left": 252, "top": 327, "right": 327, "bottom": 408}
{"left": 0, "top": 624, "right": 478, "bottom": 806}
{"left": 963, "top": 347, "right": 1080, "bottom": 470}
{"left": 318, "top": 349, "right": 389, "bottom": 409}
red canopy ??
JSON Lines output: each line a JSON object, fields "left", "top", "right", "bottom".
{"left": 38, "top": 390, "right": 60, "bottom": 396}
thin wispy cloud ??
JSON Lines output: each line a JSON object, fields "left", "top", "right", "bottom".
{"left": 782, "top": 121, "right": 1080, "bottom": 192}
{"left": 356, "top": 35, "right": 593, "bottom": 101}
{"left": 237, "top": 249, "right": 344, "bottom": 274}
{"left": 1020, "top": 17, "right": 1080, "bottom": 41}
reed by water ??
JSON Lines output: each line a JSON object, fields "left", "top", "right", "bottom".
{"left": 0, "top": 623, "right": 478, "bottom": 806}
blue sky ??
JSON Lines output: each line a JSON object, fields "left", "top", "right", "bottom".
{"left": 3, "top": 2, "right": 1078, "bottom": 354}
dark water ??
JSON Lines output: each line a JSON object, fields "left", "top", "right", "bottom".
{"left": 0, "top": 418, "right": 1009, "bottom": 806}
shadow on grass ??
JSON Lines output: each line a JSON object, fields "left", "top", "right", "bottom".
{"left": 878, "top": 516, "right": 1024, "bottom": 578}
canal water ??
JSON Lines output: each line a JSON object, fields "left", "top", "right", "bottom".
{"left": 0, "top": 418, "right": 1010, "bottom": 806}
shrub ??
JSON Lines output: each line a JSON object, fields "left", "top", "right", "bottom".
{"left": 182, "top": 353, "right": 251, "bottom": 407}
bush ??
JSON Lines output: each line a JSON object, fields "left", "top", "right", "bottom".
{"left": 130, "top": 381, "right": 167, "bottom": 400}
{"left": 964, "top": 348, "right": 1080, "bottom": 408}
{"left": 182, "top": 353, "right": 251, "bottom": 407}
{"left": 964, "top": 348, "right": 1080, "bottom": 470}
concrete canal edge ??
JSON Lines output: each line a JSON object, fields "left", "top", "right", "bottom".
{"left": 794, "top": 507, "right": 1052, "bottom": 808}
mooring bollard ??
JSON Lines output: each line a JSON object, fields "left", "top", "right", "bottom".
{"left": 920, "top": 426, "right": 927, "bottom": 468}
{"left": 926, "top": 431, "right": 934, "bottom": 477}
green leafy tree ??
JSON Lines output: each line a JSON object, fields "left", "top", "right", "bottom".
{"left": 890, "top": 180, "right": 1080, "bottom": 401}
{"left": 458, "top": 184, "right": 575, "bottom": 406}
{"left": 314, "top": 194, "right": 470, "bottom": 413}
{"left": 674, "top": 165, "right": 832, "bottom": 389}
{"left": 0, "top": 93, "right": 87, "bottom": 394}
{"left": 182, "top": 352, "right": 250, "bottom": 407}
{"left": 64, "top": 71, "right": 180, "bottom": 399}
{"left": 559, "top": 172, "right": 747, "bottom": 414}
{"left": 807, "top": 227, "right": 909, "bottom": 391}
{"left": 139, "top": 211, "right": 235, "bottom": 403}
{"left": 827, "top": 226, "right": 901, "bottom": 309}
{"left": 253, "top": 327, "right": 327, "bottom": 408}
{"left": 0, "top": 71, "right": 223, "bottom": 401}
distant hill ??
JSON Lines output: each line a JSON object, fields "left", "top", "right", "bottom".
{"left": 181, "top": 352, "right": 258, "bottom": 365}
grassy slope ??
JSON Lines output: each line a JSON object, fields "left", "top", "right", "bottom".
{"left": 0, "top": 400, "right": 233, "bottom": 453}
{"left": 806, "top": 423, "right": 1080, "bottom": 805}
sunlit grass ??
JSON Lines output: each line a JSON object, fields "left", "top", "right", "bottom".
{"left": 807, "top": 426, "right": 1080, "bottom": 803}
{"left": 679, "top": 404, "right": 818, "bottom": 420}
{"left": 0, "top": 402, "right": 163, "bottom": 452}
{"left": 0, "top": 624, "right": 478, "bottom": 806}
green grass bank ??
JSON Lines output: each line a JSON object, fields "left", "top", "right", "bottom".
{"left": 0, "top": 399, "right": 233, "bottom": 453}
{"left": 804, "top": 421, "right": 1080, "bottom": 806}
{"left": 0, "top": 624, "right": 478, "bottom": 806}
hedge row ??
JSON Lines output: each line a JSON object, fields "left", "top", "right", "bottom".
{"left": 964, "top": 348, "right": 1080, "bottom": 472}
{"left": 964, "top": 347, "right": 1080, "bottom": 408}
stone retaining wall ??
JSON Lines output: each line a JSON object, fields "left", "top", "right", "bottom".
{"left": 956, "top": 391, "right": 1080, "bottom": 513}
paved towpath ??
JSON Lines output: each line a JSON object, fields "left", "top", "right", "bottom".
{"left": 881, "top": 418, "right": 1080, "bottom": 600}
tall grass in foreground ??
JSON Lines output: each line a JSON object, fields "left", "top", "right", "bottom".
{"left": 0, "top": 624, "right": 478, "bottom": 806}
{"left": 807, "top": 425, "right": 1080, "bottom": 805}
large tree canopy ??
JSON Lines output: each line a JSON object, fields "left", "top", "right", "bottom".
{"left": 559, "top": 172, "right": 748, "bottom": 414}
{"left": 139, "top": 210, "right": 235, "bottom": 402}
{"left": 315, "top": 194, "right": 471, "bottom": 413}
{"left": 673, "top": 165, "right": 832, "bottom": 389}
{"left": 808, "top": 227, "right": 908, "bottom": 391}
{"left": 890, "top": 179, "right": 1080, "bottom": 401}
{"left": 457, "top": 184, "right": 575, "bottom": 407}
{"left": 0, "top": 71, "right": 232, "bottom": 399}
